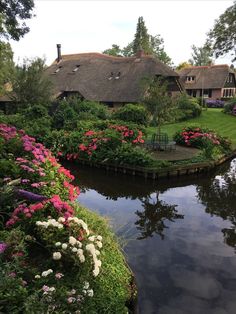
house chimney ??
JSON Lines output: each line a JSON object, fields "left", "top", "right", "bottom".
{"left": 135, "top": 46, "right": 145, "bottom": 58}
{"left": 57, "top": 44, "right": 62, "bottom": 63}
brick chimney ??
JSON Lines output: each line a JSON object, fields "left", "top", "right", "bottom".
{"left": 57, "top": 44, "right": 62, "bottom": 63}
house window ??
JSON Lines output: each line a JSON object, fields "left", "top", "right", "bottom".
{"left": 187, "top": 90, "right": 192, "bottom": 96}
{"left": 223, "top": 88, "right": 235, "bottom": 98}
{"left": 192, "top": 90, "right": 197, "bottom": 97}
{"left": 226, "top": 74, "right": 233, "bottom": 83}
{"left": 186, "top": 76, "right": 195, "bottom": 83}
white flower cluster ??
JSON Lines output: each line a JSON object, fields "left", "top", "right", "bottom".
{"left": 82, "top": 281, "right": 94, "bottom": 297}
{"left": 85, "top": 239, "right": 102, "bottom": 277}
{"left": 67, "top": 217, "right": 90, "bottom": 235}
{"left": 53, "top": 235, "right": 85, "bottom": 263}
{"left": 35, "top": 269, "right": 54, "bottom": 279}
{"left": 36, "top": 218, "right": 64, "bottom": 229}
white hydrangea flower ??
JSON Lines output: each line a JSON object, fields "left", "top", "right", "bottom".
{"left": 69, "top": 236, "right": 77, "bottom": 246}
{"left": 62, "top": 243, "right": 68, "bottom": 250}
{"left": 96, "top": 241, "right": 102, "bottom": 249}
{"left": 97, "top": 235, "right": 103, "bottom": 241}
{"left": 72, "top": 247, "right": 78, "bottom": 253}
{"left": 53, "top": 252, "right": 62, "bottom": 260}
{"left": 93, "top": 267, "right": 100, "bottom": 277}
{"left": 76, "top": 240, "right": 82, "bottom": 248}
{"left": 88, "top": 236, "right": 95, "bottom": 242}
{"left": 58, "top": 217, "right": 65, "bottom": 223}
{"left": 55, "top": 242, "right": 61, "bottom": 247}
{"left": 83, "top": 281, "right": 89, "bottom": 289}
{"left": 35, "top": 275, "right": 41, "bottom": 279}
{"left": 42, "top": 269, "right": 53, "bottom": 277}
{"left": 87, "top": 289, "right": 94, "bottom": 297}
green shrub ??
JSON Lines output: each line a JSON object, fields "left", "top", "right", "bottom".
{"left": 175, "top": 93, "right": 202, "bottom": 121}
{"left": 112, "top": 104, "right": 149, "bottom": 126}
{"left": 52, "top": 101, "right": 78, "bottom": 130}
{"left": 223, "top": 97, "right": 236, "bottom": 114}
{"left": 73, "top": 100, "right": 109, "bottom": 120}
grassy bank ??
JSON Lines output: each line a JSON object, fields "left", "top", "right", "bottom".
{"left": 147, "top": 109, "right": 236, "bottom": 148}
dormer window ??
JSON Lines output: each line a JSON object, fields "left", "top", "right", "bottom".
{"left": 53, "top": 66, "right": 62, "bottom": 74}
{"left": 186, "top": 76, "right": 195, "bottom": 82}
{"left": 73, "top": 65, "right": 80, "bottom": 72}
{"left": 108, "top": 72, "right": 114, "bottom": 80}
{"left": 115, "top": 72, "right": 121, "bottom": 80}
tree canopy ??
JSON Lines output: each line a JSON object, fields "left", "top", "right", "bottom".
{"left": 0, "top": 0, "right": 34, "bottom": 41}
{"left": 11, "top": 58, "right": 53, "bottom": 106}
{"left": 208, "top": 1, "right": 236, "bottom": 62}
{"left": 188, "top": 41, "right": 214, "bottom": 66}
{"left": 0, "top": 41, "right": 14, "bottom": 94}
{"left": 103, "top": 16, "right": 172, "bottom": 65}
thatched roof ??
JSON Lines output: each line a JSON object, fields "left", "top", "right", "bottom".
{"left": 178, "top": 65, "right": 235, "bottom": 89}
{"left": 46, "top": 52, "right": 180, "bottom": 103}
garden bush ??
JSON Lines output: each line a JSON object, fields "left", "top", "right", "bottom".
{"left": 0, "top": 124, "right": 133, "bottom": 313}
{"left": 223, "top": 97, "right": 236, "bottom": 115}
{"left": 174, "top": 93, "right": 202, "bottom": 121}
{"left": 173, "top": 125, "right": 232, "bottom": 159}
{"left": 112, "top": 104, "right": 149, "bottom": 126}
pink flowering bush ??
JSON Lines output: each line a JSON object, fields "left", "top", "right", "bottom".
{"left": 0, "top": 124, "right": 134, "bottom": 313}
{"left": 173, "top": 125, "right": 232, "bottom": 159}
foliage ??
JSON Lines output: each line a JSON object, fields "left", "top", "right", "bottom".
{"left": 208, "top": 1, "right": 236, "bottom": 62}
{"left": 0, "top": 41, "right": 14, "bottom": 94}
{"left": 188, "top": 41, "right": 214, "bottom": 66}
{"left": 174, "top": 93, "right": 202, "bottom": 121}
{"left": 112, "top": 104, "right": 149, "bottom": 126}
{"left": 0, "top": 124, "right": 133, "bottom": 313}
{"left": 52, "top": 101, "right": 78, "bottom": 130}
{"left": 102, "top": 16, "right": 172, "bottom": 65}
{"left": 11, "top": 58, "right": 53, "bottom": 106}
{"left": 175, "top": 62, "right": 192, "bottom": 71}
{"left": 173, "top": 125, "right": 232, "bottom": 159}
{"left": 0, "top": 0, "right": 34, "bottom": 40}
{"left": 142, "top": 76, "right": 175, "bottom": 130}
{"left": 223, "top": 97, "right": 236, "bottom": 114}
{"left": 103, "top": 44, "right": 122, "bottom": 57}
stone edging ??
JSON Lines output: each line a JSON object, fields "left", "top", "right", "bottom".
{"left": 71, "top": 150, "right": 236, "bottom": 181}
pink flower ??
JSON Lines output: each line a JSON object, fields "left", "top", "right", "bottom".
{"left": 0, "top": 243, "right": 7, "bottom": 253}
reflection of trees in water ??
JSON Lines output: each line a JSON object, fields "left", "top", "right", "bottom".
{"left": 135, "top": 192, "right": 184, "bottom": 240}
{"left": 197, "top": 160, "right": 236, "bottom": 250}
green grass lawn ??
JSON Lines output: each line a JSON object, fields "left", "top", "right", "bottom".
{"left": 147, "top": 108, "right": 236, "bottom": 148}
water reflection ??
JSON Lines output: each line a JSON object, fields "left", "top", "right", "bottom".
{"left": 197, "top": 159, "right": 236, "bottom": 250}
{"left": 136, "top": 193, "right": 183, "bottom": 239}
{"left": 64, "top": 159, "right": 236, "bottom": 314}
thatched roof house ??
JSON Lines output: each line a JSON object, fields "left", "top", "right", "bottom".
{"left": 46, "top": 45, "right": 182, "bottom": 107}
{"left": 178, "top": 65, "right": 236, "bottom": 99}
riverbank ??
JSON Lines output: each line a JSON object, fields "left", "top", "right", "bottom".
{"left": 74, "top": 148, "right": 236, "bottom": 181}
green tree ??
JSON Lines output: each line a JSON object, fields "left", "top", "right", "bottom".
{"left": 0, "top": 41, "right": 14, "bottom": 94}
{"left": 132, "top": 16, "right": 151, "bottom": 54}
{"left": 189, "top": 41, "right": 214, "bottom": 66}
{"left": 103, "top": 17, "right": 172, "bottom": 65}
{"left": 208, "top": 1, "right": 236, "bottom": 62}
{"left": 11, "top": 58, "right": 53, "bottom": 106}
{"left": 0, "top": 0, "right": 34, "bottom": 40}
{"left": 142, "top": 76, "right": 175, "bottom": 132}
{"left": 103, "top": 44, "right": 122, "bottom": 57}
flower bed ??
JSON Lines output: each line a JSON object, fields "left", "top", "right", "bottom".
{"left": 0, "top": 124, "right": 134, "bottom": 313}
{"left": 46, "top": 124, "right": 153, "bottom": 167}
{"left": 173, "top": 125, "right": 232, "bottom": 159}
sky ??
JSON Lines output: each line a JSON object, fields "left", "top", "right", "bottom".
{"left": 10, "top": 0, "right": 235, "bottom": 66}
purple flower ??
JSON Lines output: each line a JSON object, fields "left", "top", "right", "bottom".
{"left": 0, "top": 243, "right": 7, "bottom": 253}
{"left": 16, "top": 189, "right": 48, "bottom": 202}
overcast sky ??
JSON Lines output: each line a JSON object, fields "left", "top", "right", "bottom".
{"left": 10, "top": 0, "right": 235, "bottom": 66}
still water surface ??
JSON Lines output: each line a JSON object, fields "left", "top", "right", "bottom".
{"left": 65, "top": 159, "right": 236, "bottom": 314}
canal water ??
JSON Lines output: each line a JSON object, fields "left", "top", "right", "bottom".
{"left": 65, "top": 159, "right": 236, "bottom": 314}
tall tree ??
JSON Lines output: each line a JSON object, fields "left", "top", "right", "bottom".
{"left": 0, "top": 0, "right": 34, "bottom": 40}
{"left": 188, "top": 41, "right": 214, "bottom": 66}
{"left": 208, "top": 1, "right": 236, "bottom": 62}
{"left": 11, "top": 58, "right": 53, "bottom": 106}
{"left": 103, "top": 17, "right": 172, "bottom": 65}
{"left": 132, "top": 16, "right": 151, "bottom": 54}
{"left": 0, "top": 41, "right": 14, "bottom": 94}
